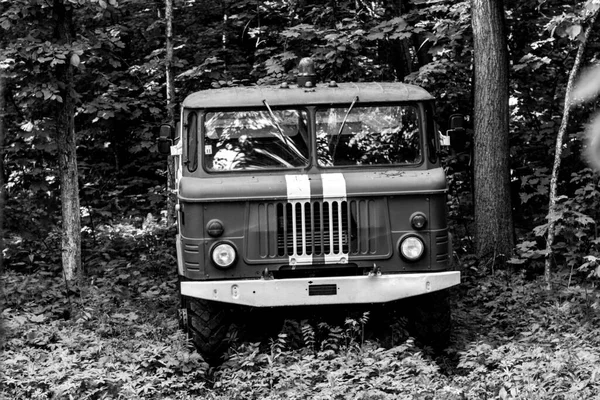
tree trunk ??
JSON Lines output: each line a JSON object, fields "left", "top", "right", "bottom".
{"left": 386, "top": 0, "right": 413, "bottom": 81}
{"left": 54, "top": 0, "right": 82, "bottom": 284}
{"left": 165, "top": 0, "right": 176, "bottom": 225}
{"left": 0, "top": 73, "right": 6, "bottom": 274}
{"left": 471, "top": 0, "right": 514, "bottom": 259}
{"left": 544, "top": 11, "right": 599, "bottom": 290}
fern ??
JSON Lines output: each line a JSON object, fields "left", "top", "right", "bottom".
{"left": 301, "top": 322, "right": 316, "bottom": 352}
{"left": 269, "top": 333, "right": 287, "bottom": 360}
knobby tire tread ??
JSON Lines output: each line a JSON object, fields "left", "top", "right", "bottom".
{"left": 405, "top": 289, "right": 452, "bottom": 351}
{"left": 184, "top": 296, "right": 232, "bottom": 365}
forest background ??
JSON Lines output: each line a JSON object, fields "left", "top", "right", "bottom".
{"left": 3, "top": 0, "right": 600, "bottom": 399}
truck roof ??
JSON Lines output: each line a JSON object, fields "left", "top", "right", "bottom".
{"left": 182, "top": 81, "right": 434, "bottom": 109}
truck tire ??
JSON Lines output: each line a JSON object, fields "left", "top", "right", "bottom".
{"left": 182, "top": 296, "right": 233, "bottom": 365}
{"left": 405, "top": 289, "right": 452, "bottom": 351}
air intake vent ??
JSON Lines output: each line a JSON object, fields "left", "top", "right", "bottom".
{"left": 277, "top": 201, "right": 349, "bottom": 256}
{"left": 251, "top": 199, "right": 387, "bottom": 262}
{"left": 309, "top": 284, "right": 337, "bottom": 296}
{"left": 435, "top": 232, "right": 449, "bottom": 262}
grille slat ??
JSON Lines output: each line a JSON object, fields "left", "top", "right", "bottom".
{"left": 270, "top": 200, "right": 349, "bottom": 258}
{"left": 255, "top": 199, "right": 385, "bottom": 261}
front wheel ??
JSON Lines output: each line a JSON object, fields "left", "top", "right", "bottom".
{"left": 404, "top": 289, "right": 452, "bottom": 351}
{"left": 181, "top": 296, "right": 233, "bottom": 365}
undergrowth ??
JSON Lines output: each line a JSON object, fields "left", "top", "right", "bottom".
{"left": 3, "top": 224, "right": 600, "bottom": 399}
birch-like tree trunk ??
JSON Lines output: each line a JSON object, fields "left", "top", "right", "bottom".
{"left": 55, "top": 0, "right": 82, "bottom": 284}
{"left": 165, "top": 0, "right": 176, "bottom": 225}
{"left": 471, "top": 0, "right": 514, "bottom": 259}
{"left": 544, "top": 10, "right": 600, "bottom": 290}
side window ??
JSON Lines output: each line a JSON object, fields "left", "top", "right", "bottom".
{"left": 187, "top": 112, "right": 198, "bottom": 172}
{"left": 425, "top": 103, "right": 438, "bottom": 164}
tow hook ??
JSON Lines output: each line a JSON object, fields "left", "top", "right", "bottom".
{"left": 261, "top": 267, "right": 274, "bottom": 280}
{"left": 368, "top": 264, "right": 382, "bottom": 277}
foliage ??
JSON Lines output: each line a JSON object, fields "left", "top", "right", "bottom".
{"left": 511, "top": 167, "right": 600, "bottom": 280}
{"left": 452, "top": 269, "right": 600, "bottom": 400}
{"left": 3, "top": 0, "right": 600, "bottom": 397}
{"left": 1, "top": 221, "right": 209, "bottom": 399}
{"left": 4, "top": 249, "right": 600, "bottom": 399}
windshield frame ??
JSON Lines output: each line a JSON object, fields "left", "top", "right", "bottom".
{"left": 188, "top": 102, "right": 427, "bottom": 174}
{"left": 199, "top": 107, "right": 312, "bottom": 173}
{"left": 315, "top": 102, "right": 425, "bottom": 169}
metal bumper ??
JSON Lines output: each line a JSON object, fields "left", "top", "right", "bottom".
{"left": 180, "top": 271, "right": 460, "bottom": 307}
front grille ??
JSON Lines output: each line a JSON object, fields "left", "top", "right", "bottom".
{"left": 278, "top": 201, "right": 347, "bottom": 256}
{"left": 253, "top": 199, "right": 385, "bottom": 260}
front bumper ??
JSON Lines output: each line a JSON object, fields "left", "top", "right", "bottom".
{"left": 180, "top": 271, "right": 460, "bottom": 307}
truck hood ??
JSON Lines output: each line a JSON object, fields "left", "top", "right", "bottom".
{"left": 178, "top": 168, "right": 447, "bottom": 202}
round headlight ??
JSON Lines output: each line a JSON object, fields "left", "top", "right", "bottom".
{"left": 211, "top": 243, "right": 237, "bottom": 268}
{"left": 400, "top": 236, "right": 425, "bottom": 261}
{"left": 410, "top": 212, "right": 427, "bottom": 230}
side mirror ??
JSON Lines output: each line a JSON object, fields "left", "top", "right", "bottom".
{"left": 449, "top": 114, "right": 465, "bottom": 130}
{"left": 157, "top": 124, "right": 175, "bottom": 155}
{"left": 447, "top": 114, "right": 467, "bottom": 152}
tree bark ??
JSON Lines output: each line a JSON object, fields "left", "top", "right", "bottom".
{"left": 54, "top": 0, "right": 82, "bottom": 284}
{"left": 165, "top": 0, "right": 176, "bottom": 225}
{"left": 471, "top": 0, "right": 514, "bottom": 259}
{"left": 0, "top": 73, "right": 6, "bottom": 274}
{"left": 544, "top": 11, "right": 599, "bottom": 290}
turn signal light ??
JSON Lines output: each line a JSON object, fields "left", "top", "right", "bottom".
{"left": 410, "top": 212, "right": 427, "bottom": 230}
{"left": 207, "top": 219, "right": 224, "bottom": 237}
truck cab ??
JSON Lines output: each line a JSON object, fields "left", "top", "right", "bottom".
{"left": 163, "top": 69, "right": 461, "bottom": 362}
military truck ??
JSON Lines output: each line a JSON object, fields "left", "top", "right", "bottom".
{"left": 158, "top": 59, "right": 462, "bottom": 362}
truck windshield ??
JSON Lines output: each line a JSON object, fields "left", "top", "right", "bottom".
{"left": 204, "top": 109, "right": 309, "bottom": 171}
{"left": 316, "top": 105, "right": 422, "bottom": 166}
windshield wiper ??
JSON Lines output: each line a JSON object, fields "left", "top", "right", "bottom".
{"left": 331, "top": 96, "right": 359, "bottom": 159}
{"left": 263, "top": 99, "right": 289, "bottom": 146}
{"left": 263, "top": 99, "right": 307, "bottom": 162}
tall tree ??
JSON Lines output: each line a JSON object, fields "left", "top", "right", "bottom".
{"left": 54, "top": 0, "right": 81, "bottom": 284}
{"left": 544, "top": 4, "right": 600, "bottom": 289}
{"left": 471, "top": 0, "right": 514, "bottom": 259}
{"left": 165, "top": 0, "right": 175, "bottom": 123}
{"left": 165, "top": 0, "right": 176, "bottom": 225}
{"left": 0, "top": 70, "right": 5, "bottom": 274}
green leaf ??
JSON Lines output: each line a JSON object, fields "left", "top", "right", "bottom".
{"left": 565, "top": 24, "right": 582, "bottom": 40}
{"left": 366, "top": 32, "right": 385, "bottom": 40}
